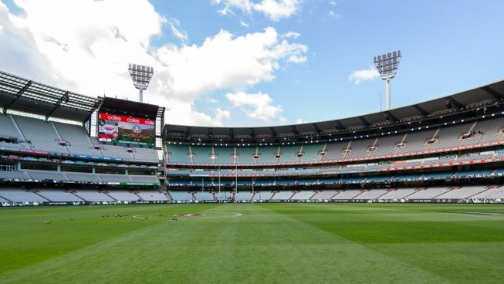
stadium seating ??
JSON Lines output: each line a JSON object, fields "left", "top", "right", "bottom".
{"left": 234, "top": 191, "right": 253, "bottom": 201}
{"left": 136, "top": 190, "right": 168, "bottom": 201}
{"left": 4, "top": 72, "right": 504, "bottom": 206}
{"left": 311, "top": 190, "right": 338, "bottom": 200}
{"left": 434, "top": 186, "right": 488, "bottom": 199}
{"left": 290, "top": 190, "right": 315, "bottom": 200}
{"left": 0, "top": 188, "right": 48, "bottom": 202}
{"left": 106, "top": 190, "right": 141, "bottom": 202}
{"left": 13, "top": 116, "right": 67, "bottom": 154}
{"left": 234, "top": 146, "right": 257, "bottom": 164}
{"left": 332, "top": 189, "right": 362, "bottom": 200}
{"left": 271, "top": 191, "right": 294, "bottom": 200}
{"left": 36, "top": 189, "right": 84, "bottom": 202}
{"left": 193, "top": 191, "right": 215, "bottom": 201}
{"left": 54, "top": 122, "right": 98, "bottom": 156}
{"left": 469, "top": 186, "right": 504, "bottom": 199}
{"left": 168, "top": 191, "right": 193, "bottom": 202}
{"left": 406, "top": 187, "right": 450, "bottom": 200}
{"left": 0, "top": 170, "right": 31, "bottom": 180}
{"left": 26, "top": 170, "right": 69, "bottom": 181}
{"left": 72, "top": 190, "right": 115, "bottom": 202}
{"left": 356, "top": 189, "right": 388, "bottom": 200}
{"left": 378, "top": 188, "right": 417, "bottom": 200}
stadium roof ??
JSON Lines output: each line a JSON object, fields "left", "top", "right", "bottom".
{"left": 164, "top": 79, "right": 504, "bottom": 145}
{"left": 99, "top": 97, "right": 162, "bottom": 119}
{"left": 0, "top": 70, "right": 102, "bottom": 123}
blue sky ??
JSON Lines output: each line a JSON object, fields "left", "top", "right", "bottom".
{"left": 1, "top": 0, "right": 503, "bottom": 127}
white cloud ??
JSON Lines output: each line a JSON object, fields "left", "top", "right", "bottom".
{"left": 162, "top": 99, "right": 228, "bottom": 126}
{"left": 168, "top": 20, "right": 188, "bottom": 44}
{"left": 294, "top": 118, "right": 307, "bottom": 124}
{"left": 328, "top": 10, "right": 340, "bottom": 18}
{"left": 226, "top": 91, "right": 284, "bottom": 121}
{"left": 213, "top": 0, "right": 301, "bottom": 21}
{"left": 253, "top": 0, "right": 300, "bottom": 21}
{"left": 213, "top": 0, "right": 253, "bottom": 16}
{"left": 2, "top": 0, "right": 165, "bottom": 95}
{"left": 155, "top": 27, "right": 307, "bottom": 98}
{"left": 348, "top": 67, "right": 380, "bottom": 84}
{"left": 0, "top": 0, "right": 307, "bottom": 127}
{"left": 287, "top": 55, "right": 306, "bottom": 63}
{"left": 283, "top": 31, "right": 300, "bottom": 39}
{"left": 216, "top": 108, "right": 231, "bottom": 121}
{"left": 239, "top": 20, "right": 249, "bottom": 27}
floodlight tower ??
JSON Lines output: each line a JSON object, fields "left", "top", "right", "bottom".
{"left": 128, "top": 63, "right": 154, "bottom": 103}
{"left": 374, "top": 50, "right": 401, "bottom": 110}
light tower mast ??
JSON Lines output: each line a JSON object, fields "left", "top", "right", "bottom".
{"left": 128, "top": 63, "right": 154, "bottom": 103}
{"left": 374, "top": 50, "right": 401, "bottom": 110}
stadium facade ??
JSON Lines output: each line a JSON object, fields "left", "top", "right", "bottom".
{"left": 1, "top": 70, "right": 504, "bottom": 206}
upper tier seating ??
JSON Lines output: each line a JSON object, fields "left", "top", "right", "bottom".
{"left": 0, "top": 115, "right": 30, "bottom": 151}
{"left": 165, "top": 117, "right": 504, "bottom": 166}
{"left": 0, "top": 170, "right": 31, "bottom": 180}
{"left": 13, "top": 115, "right": 67, "bottom": 154}
{"left": 0, "top": 115, "right": 21, "bottom": 138}
{"left": 298, "top": 144, "right": 325, "bottom": 162}
{"left": 26, "top": 170, "right": 69, "bottom": 181}
{"left": 1, "top": 115, "right": 159, "bottom": 163}
{"left": 132, "top": 147, "right": 159, "bottom": 162}
{"left": 54, "top": 122, "right": 98, "bottom": 156}
{"left": 277, "top": 145, "right": 303, "bottom": 163}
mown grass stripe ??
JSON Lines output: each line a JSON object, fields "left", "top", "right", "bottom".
{"left": 1, "top": 203, "right": 503, "bottom": 283}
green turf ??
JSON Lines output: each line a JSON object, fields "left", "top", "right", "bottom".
{"left": 1, "top": 203, "right": 504, "bottom": 283}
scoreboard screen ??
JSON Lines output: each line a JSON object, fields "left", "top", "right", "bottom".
{"left": 98, "top": 113, "right": 155, "bottom": 147}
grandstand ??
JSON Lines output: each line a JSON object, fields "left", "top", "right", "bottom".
{"left": 2, "top": 69, "right": 504, "bottom": 205}
{"left": 0, "top": 70, "right": 165, "bottom": 206}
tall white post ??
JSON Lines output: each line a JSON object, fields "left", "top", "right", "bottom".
{"left": 385, "top": 78, "right": 391, "bottom": 110}
{"left": 374, "top": 51, "right": 401, "bottom": 111}
{"left": 235, "top": 164, "right": 238, "bottom": 203}
{"left": 218, "top": 166, "right": 221, "bottom": 203}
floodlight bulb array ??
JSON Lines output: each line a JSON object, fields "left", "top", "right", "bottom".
{"left": 128, "top": 64, "right": 154, "bottom": 91}
{"left": 374, "top": 50, "right": 401, "bottom": 78}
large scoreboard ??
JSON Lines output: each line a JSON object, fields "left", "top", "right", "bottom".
{"left": 97, "top": 97, "right": 162, "bottom": 148}
{"left": 98, "top": 113, "right": 155, "bottom": 147}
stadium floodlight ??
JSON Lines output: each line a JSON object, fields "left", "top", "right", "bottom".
{"left": 128, "top": 63, "right": 154, "bottom": 103}
{"left": 374, "top": 50, "right": 401, "bottom": 110}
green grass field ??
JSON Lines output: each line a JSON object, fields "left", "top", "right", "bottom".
{"left": 1, "top": 203, "right": 504, "bottom": 283}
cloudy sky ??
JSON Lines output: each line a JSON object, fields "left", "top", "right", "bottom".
{"left": 1, "top": 0, "right": 503, "bottom": 127}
